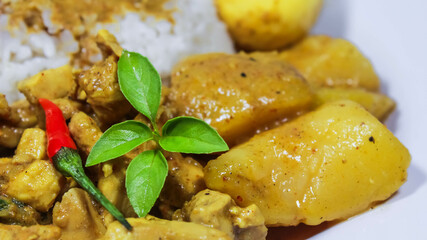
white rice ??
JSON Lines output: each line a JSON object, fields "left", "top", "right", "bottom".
{"left": 0, "top": 0, "right": 234, "bottom": 102}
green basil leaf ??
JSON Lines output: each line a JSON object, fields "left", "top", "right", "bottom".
{"left": 159, "top": 116, "right": 229, "bottom": 154}
{"left": 118, "top": 50, "right": 161, "bottom": 122}
{"left": 86, "top": 120, "right": 153, "bottom": 167}
{"left": 126, "top": 150, "right": 168, "bottom": 217}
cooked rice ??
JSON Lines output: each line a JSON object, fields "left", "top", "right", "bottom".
{"left": 0, "top": 0, "right": 234, "bottom": 102}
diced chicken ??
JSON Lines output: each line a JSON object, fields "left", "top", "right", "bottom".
{"left": 77, "top": 55, "right": 131, "bottom": 128}
{"left": 6, "top": 160, "right": 64, "bottom": 212}
{"left": 52, "top": 98, "right": 87, "bottom": 120}
{"left": 52, "top": 188, "right": 106, "bottom": 240}
{"left": 0, "top": 158, "right": 25, "bottom": 191}
{"left": 0, "top": 94, "right": 10, "bottom": 119}
{"left": 160, "top": 153, "right": 206, "bottom": 208}
{"left": 13, "top": 128, "right": 47, "bottom": 164}
{"left": 173, "top": 189, "right": 267, "bottom": 240}
{"left": 169, "top": 53, "right": 313, "bottom": 145}
{"left": 18, "top": 65, "right": 77, "bottom": 104}
{"left": 98, "top": 159, "right": 137, "bottom": 226}
{"left": 0, "top": 224, "right": 61, "bottom": 240}
{"left": 8, "top": 100, "right": 39, "bottom": 128}
{"left": 68, "top": 112, "right": 103, "bottom": 155}
{"left": 100, "top": 216, "right": 232, "bottom": 240}
{"left": 96, "top": 30, "right": 123, "bottom": 58}
{"left": 0, "top": 100, "right": 38, "bottom": 149}
{"left": 0, "top": 195, "right": 41, "bottom": 225}
{"left": 68, "top": 111, "right": 135, "bottom": 224}
{"left": 0, "top": 125, "right": 23, "bottom": 149}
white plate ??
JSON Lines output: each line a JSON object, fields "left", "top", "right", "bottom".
{"left": 309, "top": 0, "right": 427, "bottom": 238}
{"left": 1, "top": 0, "right": 426, "bottom": 238}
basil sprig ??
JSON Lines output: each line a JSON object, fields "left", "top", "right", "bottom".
{"left": 86, "top": 50, "right": 229, "bottom": 217}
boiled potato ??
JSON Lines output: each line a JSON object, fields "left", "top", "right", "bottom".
{"left": 313, "top": 87, "right": 395, "bottom": 121}
{"left": 205, "top": 100, "right": 410, "bottom": 226}
{"left": 280, "top": 35, "right": 380, "bottom": 91}
{"left": 169, "top": 53, "right": 313, "bottom": 145}
{"left": 216, "top": 0, "right": 323, "bottom": 51}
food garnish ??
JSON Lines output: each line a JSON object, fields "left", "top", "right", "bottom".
{"left": 38, "top": 98, "right": 132, "bottom": 230}
{"left": 86, "top": 50, "right": 229, "bottom": 217}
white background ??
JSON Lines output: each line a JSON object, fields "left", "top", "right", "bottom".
{"left": 311, "top": 0, "right": 427, "bottom": 238}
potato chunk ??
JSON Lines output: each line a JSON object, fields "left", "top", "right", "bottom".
{"left": 18, "top": 65, "right": 76, "bottom": 104}
{"left": 313, "top": 87, "right": 395, "bottom": 121}
{"left": 6, "top": 160, "right": 63, "bottom": 212}
{"left": 216, "top": 0, "right": 323, "bottom": 50}
{"left": 205, "top": 100, "right": 410, "bottom": 226}
{"left": 100, "top": 217, "right": 232, "bottom": 240}
{"left": 280, "top": 35, "right": 380, "bottom": 91}
{"left": 169, "top": 53, "right": 313, "bottom": 145}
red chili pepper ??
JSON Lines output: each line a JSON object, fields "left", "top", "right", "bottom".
{"left": 39, "top": 98, "right": 77, "bottom": 160}
{"left": 39, "top": 98, "right": 132, "bottom": 231}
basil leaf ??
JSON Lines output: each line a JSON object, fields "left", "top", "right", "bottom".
{"left": 126, "top": 150, "right": 168, "bottom": 217}
{"left": 159, "top": 116, "right": 229, "bottom": 154}
{"left": 118, "top": 50, "right": 161, "bottom": 122}
{"left": 86, "top": 120, "right": 153, "bottom": 167}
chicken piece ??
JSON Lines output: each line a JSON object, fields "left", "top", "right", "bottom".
{"left": 0, "top": 125, "right": 23, "bottom": 149}
{"left": 68, "top": 111, "right": 135, "bottom": 223}
{"left": 8, "top": 100, "right": 39, "bottom": 128}
{"left": 98, "top": 159, "right": 137, "bottom": 226}
{"left": 68, "top": 112, "right": 103, "bottom": 155}
{"left": 0, "top": 195, "right": 41, "bottom": 225}
{"left": 169, "top": 53, "right": 313, "bottom": 145}
{"left": 313, "top": 87, "right": 395, "bottom": 121}
{"left": 96, "top": 29, "right": 123, "bottom": 58}
{"left": 173, "top": 189, "right": 267, "bottom": 240}
{"left": 159, "top": 153, "right": 206, "bottom": 209}
{"left": 100, "top": 216, "right": 232, "bottom": 240}
{"left": 280, "top": 35, "right": 380, "bottom": 91}
{"left": 13, "top": 128, "right": 47, "bottom": 164}
{"left": 0, "top": 94, "right": 10, "bottom": 119}
{"left": 0, "top": 100, "right": 38, "bottom": 149}
{"left": 204, "top": 100, "right": 410, "bottom": 226}
{"left": 6, "top": 160, "right": 64, "bottom": 212}
{"left": 52, "top": 98, "right": 87, "bottom": 120}
{"left": 18, "top": 65, "right": 76, "bottom": 104}
{"left": 0, "top": 224, "right": 61, "bottom": 240}
{"left": 0, "top": 158, "right": 26, "bottom": 191}
{"left": 77, "top": 55, "right": 131, "bottom": 128}
{"left": 53, "top": 188, "right": 106, "bottom": 240}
